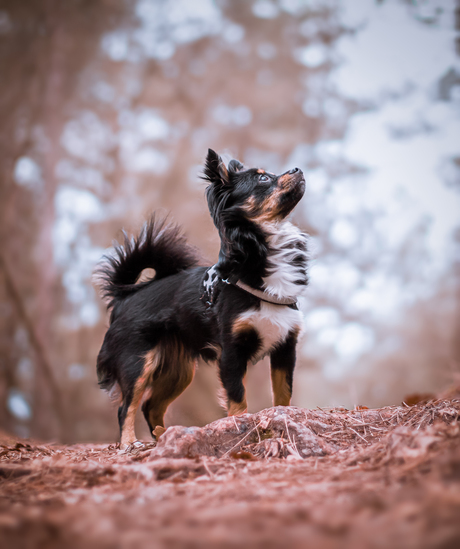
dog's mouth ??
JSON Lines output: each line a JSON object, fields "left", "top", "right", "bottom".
{"left": 276, "top": 168, "right": 304, "bottom": 195}
{"left": 273, "top": 170, "right": 305, "bottom": 218}
{"left": 280, "top": 168, "right": 305, "bottom": 195}
{"left": 295, "top": 175, "right": 306, "bottom": 192}
{"left": 279, "top": 168, "right": 305, "bottom": 188}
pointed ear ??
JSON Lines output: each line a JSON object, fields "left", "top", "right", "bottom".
{"left": 228, "top": 159, "right": 244, "bottom": 173}
{"left": 203, "top": 149, "right": 229, "bottom": 186}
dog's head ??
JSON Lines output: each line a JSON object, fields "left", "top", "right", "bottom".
{"left": 203, "top": 149, "right": 305, "bottom": 231}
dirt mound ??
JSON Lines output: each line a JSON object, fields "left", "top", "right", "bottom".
{"left": 0, "top": 396, "right": 459, "bottom": 548}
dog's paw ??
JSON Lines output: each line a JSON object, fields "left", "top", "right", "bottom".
{"left": 152, "top": 426, "right": 166, "bottom": 440}
{"left": 118, "top": 440, "right": 145, "bottom": 455}
{"left": 132, "top": 440, "right": 145, "bottom": 448}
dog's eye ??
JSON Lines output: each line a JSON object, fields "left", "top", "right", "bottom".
{"left": 259, "top": 174, "right": 270, "bottom": 182}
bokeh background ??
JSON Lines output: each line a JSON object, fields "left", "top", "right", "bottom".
{"left": 0, "top": 0, "right": 459, "bottom": 443}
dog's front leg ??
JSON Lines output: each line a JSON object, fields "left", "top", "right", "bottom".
{"left": 219, "top": 345, "right": 250, "bottom": 416}
{"left": 270, "top": 330, "right": 298, "bottom": 407}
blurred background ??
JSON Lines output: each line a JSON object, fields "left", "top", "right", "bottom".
{"left": 0, "top": 0, "right": 459, "bottom": 443}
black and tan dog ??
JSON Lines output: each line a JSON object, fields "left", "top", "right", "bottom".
{"left": 95, "top": 149, "right": 308, "bottom": 449}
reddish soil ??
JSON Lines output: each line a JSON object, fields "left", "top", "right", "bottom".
{"left": 0, "top": 395, "right": 459, "bottom": 549}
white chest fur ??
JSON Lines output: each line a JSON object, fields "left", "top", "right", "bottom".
{"left": 235, "top": 302, "right": 303, "bottom": 363}
{"left": 262, "top": 221, "right": 308, "bottom": 299}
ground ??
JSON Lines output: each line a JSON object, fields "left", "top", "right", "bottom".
{"left": 0, "top": 393, "right": 459, "bottom": 549}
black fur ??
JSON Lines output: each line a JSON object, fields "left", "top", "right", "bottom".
{"left": 97, "top": 215, "right": 199, "bottom": 309}
{"left": 95, "top": 149, "right": 307, "bottom": 447}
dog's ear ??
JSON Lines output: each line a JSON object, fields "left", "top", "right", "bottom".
{"left": 228, "top": 159, "right": 244, "bottom": 173}
{"left": 203, "top": 149, "right": 229, "bottom": 186}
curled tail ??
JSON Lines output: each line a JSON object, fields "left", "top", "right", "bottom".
{"left": 94, "top": 215, "right": 200, "bottom": 309}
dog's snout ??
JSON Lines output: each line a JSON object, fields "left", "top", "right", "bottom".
{"left": 289, "top": 167, "right": 299, "bottom": 174}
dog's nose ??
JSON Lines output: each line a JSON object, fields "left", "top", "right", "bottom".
{"left": 289, "top": 167, "right": 299, "bottom": 174}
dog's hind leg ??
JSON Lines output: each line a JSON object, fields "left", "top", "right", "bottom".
{"left": 142, "top": 343, "right": 195, "bottom": 438}
{"left": 118, "top": 351, "right": 159, "bottom": 449}
{"left": 270, "top": 330, "right": 298, "bottom": 406}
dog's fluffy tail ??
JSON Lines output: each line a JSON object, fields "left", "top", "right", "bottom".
{"left": 94, "top": 215, "right": 200, "bottom": 309}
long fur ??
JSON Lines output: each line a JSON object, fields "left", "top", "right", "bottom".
{"left": 263, "top": 221, "right": 309, "bottom": 297}
{"left": 94, "top": 215, "right": 200, "bottom": 309}
{"left": 95, "top": 149, "right": 308, "bottom": 447}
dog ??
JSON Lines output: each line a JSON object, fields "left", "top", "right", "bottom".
{"left": 95, "top": 149, "right": 308, "bottom": 449}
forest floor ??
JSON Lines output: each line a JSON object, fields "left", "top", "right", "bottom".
{"left": 0, "top": 391, "right": 460, "bottom": 549}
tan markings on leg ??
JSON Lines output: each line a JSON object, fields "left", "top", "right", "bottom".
{"left": 271, "top": 369, "right": 291, "bottom": 407}
{"left": 232, "top": 317, "right": 254, "bottom": 336}
{"left": 144, "top": 345, "right": 195, "bottom": 435}
{"left": 120, "top": 350, "right": 161, "bottom": 448}
{"left": 120, "top": 384, "right": 144, "bottom": 448}
{"left": 220, "top": 374, "right": 247, "bottom": 414}
{"left": 228, "top": 398, "right": 248, "bottom": 416}
{"left": 152, "top": 425, "right": 166, "bottom": 439}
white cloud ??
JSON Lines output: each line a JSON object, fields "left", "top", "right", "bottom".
{"left": 334, "top": 1, "right": 457, "bottom": 99}
{"left": 343, "top": 97, "right": 460, "bottom": 273}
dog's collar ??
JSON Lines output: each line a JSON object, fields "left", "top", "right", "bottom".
{"left": 229, "top": 279, "right": 298, "bottom": 307}
{"left": 201, "top": 265, "right": 298, "bottom": 308}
